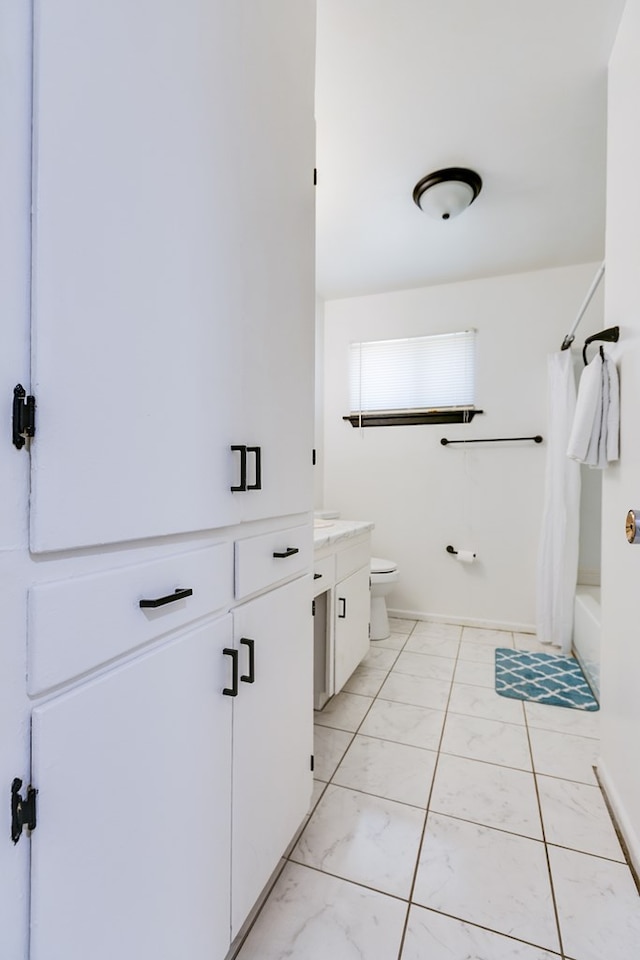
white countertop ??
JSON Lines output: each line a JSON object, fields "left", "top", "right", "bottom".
{"left": 313, "top": 518, "right": 374, "bottom": 550}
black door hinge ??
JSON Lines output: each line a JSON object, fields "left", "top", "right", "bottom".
{"left": 11, "top": 778, "right": 37, "bottom": 844}
{"left": 310, "top": 755, "right": 314, "bottom": 771}
{"left": 312, "top": 599, "right": 316, "bottom": 617}
{"left": 13, "top": 384, "right": 36, "bottom": 449}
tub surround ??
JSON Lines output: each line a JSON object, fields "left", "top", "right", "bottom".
{"left": 573, "top": 586, "right": 601, "bottom": 701}
{"left": 313, "top": 521, "right": 373, "bottom": 709}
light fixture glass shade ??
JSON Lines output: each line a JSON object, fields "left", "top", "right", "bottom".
{"left": 412, "top": 167, "right": 482, "bottom": 221}
{"left": 416, "top": 179, "right": 475, "bottom": 219}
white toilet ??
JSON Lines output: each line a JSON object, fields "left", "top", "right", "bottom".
{"left": 369, "top": 556, "right": 399, "bottom": 640}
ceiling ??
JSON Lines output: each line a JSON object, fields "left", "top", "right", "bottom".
{"left": 315, "top": 0, "right": 626, "bottom": 300}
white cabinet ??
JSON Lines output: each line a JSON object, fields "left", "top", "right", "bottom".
{"left": 30, "top": 616, "right": 234, "bottom": 960}
{"left": 30, "top": 0, "right": 242, "bottom": 552}
{"left": 28, "top": 571, "right": 313, "bottom": 960}
{"left": 230, "top": 576, "right": 312, "bottom": 935}
{"left": 334, "top": 564, "right": 371, "bottom": 693}
{"left": 231, "top": 0, "right": 315, "bottom": 525}
{"left": 29, "top": 0, "right": 315, "bottom": 553}
{"left": 7, "top": 0, "right": 316, "bottom": 956}
{"left": 312, "top": 526, "right": 373, "bottom": 706}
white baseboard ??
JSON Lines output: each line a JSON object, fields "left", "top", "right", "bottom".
{"left": 596, "top": 757, "right": 640, "bottom": 879}
{"left": 387, "top": 608, "right": 536, "bottom": 635}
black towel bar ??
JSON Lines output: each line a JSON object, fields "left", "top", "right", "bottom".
{"left": 441, "top": 435, "right": 543, "bottom": 446}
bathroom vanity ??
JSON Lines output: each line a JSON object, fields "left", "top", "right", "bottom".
{"left": 313, "top": 520, "right": 374, "bottom": 708}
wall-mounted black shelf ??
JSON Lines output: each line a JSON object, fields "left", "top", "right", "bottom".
{"left": 343, "top": 409, "right": 483, "bottom": 428}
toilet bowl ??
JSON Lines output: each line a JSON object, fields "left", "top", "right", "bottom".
{"left": 369, "top": 556, "right": 399, "bottom": 640}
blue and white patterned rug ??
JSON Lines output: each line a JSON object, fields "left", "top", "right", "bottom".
{"left": 495, "top": 648, "right": 599, "bottom": 711}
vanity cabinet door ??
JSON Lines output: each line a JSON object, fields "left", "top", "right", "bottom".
{"left": 230, "top": 575, "right": 313, "bottom": 936}
{"left": 334, "top": 565, "right": 371, "bottom": 693}
{"left": 30, "top": 0, "right": 242, "bottom": 552}
{"left": 29, "top": 615, "right": 233, "bottom": 960}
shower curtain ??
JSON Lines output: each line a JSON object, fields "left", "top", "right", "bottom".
{"left": 535, "top": 350, "right": 581, "bottom": 653}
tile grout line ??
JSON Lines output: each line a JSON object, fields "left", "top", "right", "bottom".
{"left": 523, "top": 688, "right": 567, "bottom": 960}
{"left": 395, "top": 622, "right": 463, "bottom": 960}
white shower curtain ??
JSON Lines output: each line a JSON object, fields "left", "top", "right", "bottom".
{"left": 535, "top": 350, "right": 581, "bottom": 653}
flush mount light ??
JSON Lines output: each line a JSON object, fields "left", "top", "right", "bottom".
{"left": 412, "top": 167, "right": 482, "bottom": 220}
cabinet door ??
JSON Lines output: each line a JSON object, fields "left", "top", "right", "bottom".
{"left": 234, "top": 0, "right": 316, "bottom": 522}
{"left": 334, "top": 565, "right": 371, "bottom": 693}
{"left": 231, "top": 576, "right": 313, "bottom": 936}
{"left": 30, "top": 616, "right": 233, "bottom": 960}
{"left": 30, "top": 0, "right": 242, "bottom": 552}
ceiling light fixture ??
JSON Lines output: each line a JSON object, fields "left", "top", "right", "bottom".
{"left": 412, "top": 167, "right": 482, "bottom": 221}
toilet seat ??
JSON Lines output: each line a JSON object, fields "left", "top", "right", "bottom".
{"left": 371, "top": 556, "right": 397, "bottom": 575}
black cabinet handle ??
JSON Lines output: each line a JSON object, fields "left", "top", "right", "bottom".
{"left": 273, "top": 547, "right": 299, "bottom": 559}
{"left": 313, "top": 573, "right": 322, "bottom": 580}
{"left": 231, "top": 445, "right": 247, "bottom": 492}
{"left": 338, "top": 597, "right": 347, "bottom": 619}
{"left": 139, "top": 588, "right": 193, "bottom": 609}
{"left": 246, "top": 446, "right": 262, "bottom": 490}
{"left": 240, "top": 637, "right": 255, "bottom": 684}
{"left": 223, "top": 648, "right": 239, "bottom": 697}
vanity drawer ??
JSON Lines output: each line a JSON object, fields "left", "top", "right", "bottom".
{"left": 235, "top": 524, "right": 312, "bottom": 599}
{"left": 313, "top": 555, "right": 335, "bottom": 593}
{"left": 28, "top": 542, "right": 232, "bottom": 696}
{"left": 336, "top": 539, "right": 371, "bottom": 581}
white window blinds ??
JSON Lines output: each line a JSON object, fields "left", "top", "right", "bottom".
{"left": 349, "top": 330, "right": 476, "bottom": 414}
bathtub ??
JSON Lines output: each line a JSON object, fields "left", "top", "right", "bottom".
{"left": 573, "top": 585, "right": 601, "bottom": 701}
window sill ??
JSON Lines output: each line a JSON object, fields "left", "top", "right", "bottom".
{"left": 343, "top": 409, "right": 483, "bottom": 428}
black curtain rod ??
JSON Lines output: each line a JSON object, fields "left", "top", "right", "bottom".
{"left": 441, "top": 435, "right": 543, "bottom": 446}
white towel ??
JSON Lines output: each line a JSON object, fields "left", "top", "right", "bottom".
{"left": 567, "top": 349, "right": 620, "bottom": 468}
{"left": 567, "top": 355, "right": 603, "bottom": 465}
{"left": 605, "top": 355, "right": 620, "bottom": 462}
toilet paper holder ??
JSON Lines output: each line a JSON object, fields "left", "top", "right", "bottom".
{"left": 446, "top": 545, "right": 477, "bottom": 559}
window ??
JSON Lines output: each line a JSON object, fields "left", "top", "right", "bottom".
{"left": 345, "top": 329, "right": 480, "bottom": 427}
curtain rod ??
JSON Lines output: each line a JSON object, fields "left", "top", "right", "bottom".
{"left": 560, "top": 261, "right": 605, "bottom": 351}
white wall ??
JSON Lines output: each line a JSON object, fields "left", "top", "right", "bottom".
{"left": 322, "top": 263, "right": 603, "bottom": 630}
{"left": 599, "top": 0, "right": 640, "bottom": 874}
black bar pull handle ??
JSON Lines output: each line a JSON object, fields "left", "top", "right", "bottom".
{"left": 313, "top": 572, "right": 322, "bottom": 580}
{"left": 273, "top": 547, "right": 299, "bottom": 559}
{"left": 223, "top": 648, "right": 239, "bottom": 697}
{"left": 139, "top": 588, "right": 193, "bottom": 609}
{"left": 246, "top": 446, "right": 262, "bottom": 490}
{"left": 338, "top": 597, "right": 347, "bottom": 619}
{"left": 231, "top": 445, "right": 247, "bottom": 491}
{"left": 240, "top": 637, "right": 255, "bottom": 684}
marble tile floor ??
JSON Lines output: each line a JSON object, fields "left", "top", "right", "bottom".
{"left": 232, "top": 620, "right": 640, "bottom": 960}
